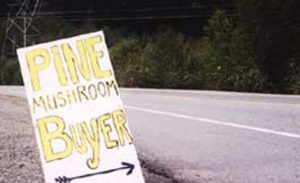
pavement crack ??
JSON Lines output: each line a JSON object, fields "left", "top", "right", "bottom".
{"left": 140, "top": 159, "right": 180, "bottom": 183}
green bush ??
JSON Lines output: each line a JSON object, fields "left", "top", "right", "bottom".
{"left": 203, "top": 10, "right": 267, "bottom": 92}
{"left": 110, "top": 37, "right": 147, "bottom": 87}
{"left": 142, "top": 28, "right": 204, "bottom": 89}
{"left": 1, "top": 58, "right": 23, "bottom": 85}
{"left": 286, "top": 59, "right": 300, "bottom": 94}
{"left": 0, "top": 3, "right": 297, "bottom": 94}
{"left": 110, "top": 28, "right": 204, "bottom": 89}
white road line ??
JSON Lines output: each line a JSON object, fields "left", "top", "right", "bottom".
{"left": 124, "top": 105, "right": 300, "bottom": 139}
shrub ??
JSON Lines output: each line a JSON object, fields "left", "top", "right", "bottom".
{"left": 142, "top": 27, "right": 204, "bottom": 88}
{"left": 203, "top": 10, "right": 267, "bottom": 92}
{"left": 1, "top": 58, "right": 23, "bottom": 85}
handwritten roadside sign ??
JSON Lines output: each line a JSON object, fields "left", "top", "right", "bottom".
{"left": 17, "top": 31, "right": 145, "bottom": 183}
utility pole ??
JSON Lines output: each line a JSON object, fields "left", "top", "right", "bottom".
{"left": 23, "top": 12, "right": 27, "bottom": 47}
{"left": 0, "top": 0, "right": 42, "bottom": 84}
{"left": 1, "top": 0, "right": 42, "bottom": 63}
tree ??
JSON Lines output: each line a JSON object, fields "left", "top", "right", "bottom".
{"left": 233, "top": 0, "right": 300, "bottom": 93}
{"left": 143, "top": 27, "right": 204, "bottom": 88}
{"left": 110, "top": 37, "right": 147, "bottom": 87}
{"left": 203, "top": 10, "right": 267, "bottom": 92}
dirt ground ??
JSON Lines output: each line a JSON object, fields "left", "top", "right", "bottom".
{"left": 0, "top": 95, "right": 172, "bottom": 183}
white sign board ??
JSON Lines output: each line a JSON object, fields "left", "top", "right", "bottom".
{"left": 17, "top": 31, "right": 145, "bottom": 183}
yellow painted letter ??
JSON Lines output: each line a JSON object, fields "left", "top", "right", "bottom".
{"left": 79, "top": 119, "right": 100, "bottom": 169}
{"left": 51, "top": 46, "right": 68, "bottom": 86}
{"left": 37, "top": 116, "right": 73, "bottom": 162}
{"left": 85, "top": 36, "right": 111, "bottom": 79}
{"left": 62, "top": 43, "right": 91, "bottom": 84}
{"left": 112, "top": 110, "right": 133, "bottom": 146}
{"left": 26, "top": 48, "right": 50, "bottom": 91}
{"left": 98, "top": 113, "right": 118, "bottom": 149}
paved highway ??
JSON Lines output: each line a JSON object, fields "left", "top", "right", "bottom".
{"left": 0, "top": 86, "right": 300, "bottom": 183}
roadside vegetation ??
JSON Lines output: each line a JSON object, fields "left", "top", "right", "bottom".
{"left": 0, "top": 0, "right": 299, "bottom": 94}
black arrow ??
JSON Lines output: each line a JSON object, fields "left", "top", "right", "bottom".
{"left": 54, "top": 162, "right": 135, "bottom": 183}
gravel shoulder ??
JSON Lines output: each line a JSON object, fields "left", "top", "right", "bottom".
{"left": 0, "top": 95, "right": 172, "bottom": 183}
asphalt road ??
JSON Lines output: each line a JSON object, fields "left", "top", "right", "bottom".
{"left": 0, "top": 86, "right": 300, "bottom": 183}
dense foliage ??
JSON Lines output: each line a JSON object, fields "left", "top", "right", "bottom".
{"left": 0, "top": 0, "right": 299, "bottom": 94}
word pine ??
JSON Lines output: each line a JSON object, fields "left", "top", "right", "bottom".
{"left": 26, "top": 35, "right": 111, "bottom": 91}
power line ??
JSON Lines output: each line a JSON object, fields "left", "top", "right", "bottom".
{"left": 1, "top": 0, "right": 42, "bottom": 63}
{"left": 0, "top": 4, "right": 235, "bottom": 18}
{"left": 36, "top": 4, "right": 235, "bottom": 15}
{"left": 42, "top": 13, "right": 237, "bottom": 22}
